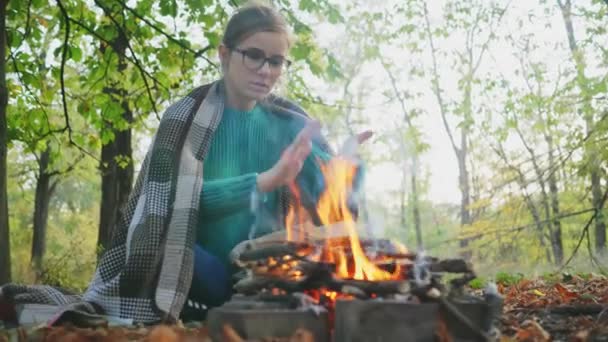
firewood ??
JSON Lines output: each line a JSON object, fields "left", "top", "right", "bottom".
{"left": 230, "top": 222, "right": 409, "bottom": 262}
{"left": 429, "top": 259, "right": 473, "bottom": 273}
{"left": 331, "top": 279, "right": 410, "bottom": 295}
{"left": 238, "top": 242, "right": 314, "bottom": 263}
{"left": 234, "top": 276, "right": 311, "bottom": 294}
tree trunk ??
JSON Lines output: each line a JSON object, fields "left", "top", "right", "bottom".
{"left": 546, "top": 135, "right": 564, "bottom": 264}
{"left": 457, "top": 146, "right": 472, "bottom": 258}
{"left": 494, "top": 144, "right": 552, "bottom": 263}
{"left": 516, "top": 127, "right": 560, "bottom": 264}
{"left": 380, "top": 58, "right": 424, "bottom": 250}
{"left": 0, "top": 0, "right": 10, "bottom": 285}
{"left": 592, "top": 168, "right": 606, "bottom": 254}
{"left": 97, "top": 23, "right": 133, "bottom": 254}
{"left": 31, "top": 145, "right": 57, "bottom": 277}
{"left": 458, "top": 83, "right": 472, "bottom": 258}
{"left": 411, "top": 170, "right": 423, "bottom": 249}
{"left": 557, "top": 0, "right": 606, "bottom": 255}
{"left": 400, "top": 167, "right": 407, "bottom": 232}
{"left": 98, "top": 124, "right": 132, "bottom": 252}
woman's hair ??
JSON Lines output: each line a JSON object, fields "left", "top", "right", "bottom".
{"left": 222, "top": 1, "right": 294, "bottom": 49}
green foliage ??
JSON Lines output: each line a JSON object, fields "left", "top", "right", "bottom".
{"left": 468, "top": 277, "right": 487, "bottom": 289}
{"left": 4, "top": 0, "right": 352, "bottom": 288}
{"left": 4, "top": 0, "right": 608, "bottom": 289}
{"left": 495, "top": 272, "right": 525, "bottom": 286}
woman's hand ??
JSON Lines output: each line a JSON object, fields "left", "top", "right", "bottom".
{"left": 257, "top": 121, "right": 321, "bottom": 192}
{"left": 338, "top": 130, "right": 373, "bottom": 158}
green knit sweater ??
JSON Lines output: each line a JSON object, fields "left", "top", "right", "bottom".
{"left": 197, "top": 105, "right": 330, "bottom": 268}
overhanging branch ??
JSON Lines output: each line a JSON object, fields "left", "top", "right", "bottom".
{"left": 68, "top": 17, "right": 170, "bottom": 93}
{"left": 94, "top": 0, "right": 160, "bottom": 120}
{"left": 55, "top": 0, "right": 71, "bottom": 140}
{"left": 8, "top": 48, "right": 64, "bottom": 140}
{"left": 113, "top": 0, "right": 216, "bottom": 67}
{"left": 55, "top": 0, "right": 99, "bottom": 162}
{"left": 422, "top": 2, "right": 459, "bottom": 155}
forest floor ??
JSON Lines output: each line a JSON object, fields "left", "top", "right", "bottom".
{"left": 1, "top": 274, "right": 607, "bottom": 341}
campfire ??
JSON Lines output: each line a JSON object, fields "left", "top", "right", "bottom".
{"left": 209, "top": 157, "right": 501, "bottom": 341}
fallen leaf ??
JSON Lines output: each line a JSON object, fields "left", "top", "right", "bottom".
{"left": 532, "top": 289, "right": 545, "bottom": 297}
{"left": 514, "top": 320, "right": 550, "bottom": 342}
{"left": 554, "top": 283, "right": 578, "bottom": 303}
{"left": 147, "top": 325, "right": 179, "bottom": 342}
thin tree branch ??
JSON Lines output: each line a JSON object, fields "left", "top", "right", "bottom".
{"left": 47, "top": 154, "right": 85, "bottom": 177}
{"left": 292, "top": 92, "right": 390, "bottom": 111}
{"left": 471, "top": 1, "right": 511, "bottom": 75}
{"left": 93, "top": 0, "right": 160, "bottom": 120}
{"left": 55, "top": 0, "right": 99, "bottom": 162}
{"left": 56, "top": 0, "right": 70, "bottom": 139}
{"left": 112, "top": 0, "right": 216, "bottom": 67}
{"left": 429, "top": 207, "right": 597, "bottom": 249}
{"left": 561, "top": 186, "right": 608, "bottom": 270}
{"left": 68, "top": 16, "right": 170, "bottom": 93}
{"left": 25, "top": 0, "right": 33, "bottom": 37}
{"left": 8, "top": 49, "right": 63, "bottom": 140}
{"left": 422, "top": 2, "right": 459, "bottom": 155}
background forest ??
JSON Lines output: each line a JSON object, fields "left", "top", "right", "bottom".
{"left": 0, "top": 0, "right": 607, "bottom": 291}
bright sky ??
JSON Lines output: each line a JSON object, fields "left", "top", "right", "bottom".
{"left": 136, "top": 0, "right": 604, "bottom": 209}
{"left": 305, "top": 0, "right": 604, "bottom": 205}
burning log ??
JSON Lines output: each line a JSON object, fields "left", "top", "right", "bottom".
{"left": 429, "top": 258, "right": 473, "bottom": 273}
{"left": 238, "top": 242, "right": 315, "bottom": 263}
{"left": 231, "top": 223, "right": 410, "bottom": 262}
{"left": 230, "top": 227, "right": 477, "bottom": 301}
{"left": 330, "top": 279, "right": 410, "bottom": 296}
{"left": 234, "top": 275, "right": 312, "bottom": 295}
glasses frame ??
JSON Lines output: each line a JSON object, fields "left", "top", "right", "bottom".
{"left": 231, "top": 47, "right": 292, "bottom": 73}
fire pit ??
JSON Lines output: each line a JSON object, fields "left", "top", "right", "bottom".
{"left": 206, "top": 293, "right": 330, "bottom": 342}
{"left": 208, "top": 157, "right": 502, "bottom": 341}
{"left": 208, "top": 233, "right": 501, "bottom": 341}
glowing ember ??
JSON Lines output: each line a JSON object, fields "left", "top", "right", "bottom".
{"left": 286, "top": 157, "right": 407, "bottom": 281}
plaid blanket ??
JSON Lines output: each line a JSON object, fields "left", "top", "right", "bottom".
{"left": 0, "top": 80, "right": 329, "bottom": 324}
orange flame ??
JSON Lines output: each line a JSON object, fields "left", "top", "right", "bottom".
{"left": 286, "top": 157, "right": 404, "bottom": 281}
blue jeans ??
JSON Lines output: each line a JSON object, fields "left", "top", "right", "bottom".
{"left": 188, "top": 244, "right": 232, "bottom": 308}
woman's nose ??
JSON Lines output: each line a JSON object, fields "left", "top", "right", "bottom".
{"left": 257, "top": 60, "right": 272, "bottom": 76}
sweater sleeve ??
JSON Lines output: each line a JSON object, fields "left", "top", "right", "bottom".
{"left": 199, "top": 173, "right": 258, "bottom": 220}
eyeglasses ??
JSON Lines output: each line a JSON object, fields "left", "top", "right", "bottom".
{"left": 231, "top": 47, "right": 292, "bottom": 73}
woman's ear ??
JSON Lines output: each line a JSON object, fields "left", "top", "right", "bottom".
{"left": 218, "top": 44, "right": 230, "bottom": 71}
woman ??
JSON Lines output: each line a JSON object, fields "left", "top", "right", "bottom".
{"left": 0, "top": 1, "right": 370, "bottom": 326}
{"left": 186, "top": 2, "right": 331, "bottom": 312}
{"left": 186, "top": 2, "right": 371, "bottom": 316}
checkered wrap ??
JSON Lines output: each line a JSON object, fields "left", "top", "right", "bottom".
{"left": 0, "top": 80, "right": 330, "bottom": 324}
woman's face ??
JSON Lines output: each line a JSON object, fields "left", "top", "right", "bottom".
{"left": 220, "top": 31, "right": 289, "bottom": 106}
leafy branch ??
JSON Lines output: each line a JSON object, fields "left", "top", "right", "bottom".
{"left": 7, "top": 49, "right": 62, "bottom": 141}
{"left": 112, "top": 0, "right": 216, "bottom": 67}
{"left": 561, "top": 186, "right": 608, "bottom": 272}
{"left": 428, "top": 207, "right": 597, "bottom": 250}
{"left": 55, "top": 0, "right": 97, "bottom": 162}
{"left": 93, "top": 0, "right": 160, "bottom": 120}
{"left": 67, "top": 16, "right": 170, "bottom": 94}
